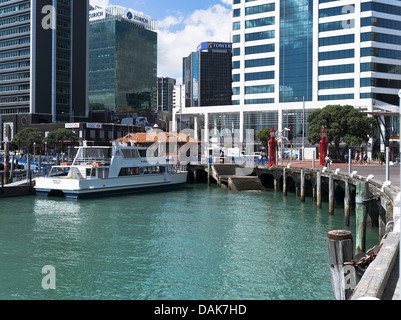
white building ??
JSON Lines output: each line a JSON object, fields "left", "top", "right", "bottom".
{"left": 173, "top": 0, "right": 401, "bottom": 158}
{"left": 173, "top": 84, "right": 186, "bottom": 109}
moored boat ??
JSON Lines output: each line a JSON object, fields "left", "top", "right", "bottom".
{"left": 35, "top": 140, "right": 188, "bottom": 199}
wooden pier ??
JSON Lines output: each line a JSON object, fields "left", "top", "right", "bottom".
{"left": 188, "top": 162, "right": 400, "bottom": 300}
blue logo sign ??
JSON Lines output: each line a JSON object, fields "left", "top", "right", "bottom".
{"left": 127, "top": 12, "right": 133, "bottom": 20}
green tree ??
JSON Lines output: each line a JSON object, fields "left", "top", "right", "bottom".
{"left": 12, "top": 128, "right": 42, "bottom": 153}
{"left": 307, "top": 105, "right": 376, "bottom": 159}
{"left": 43, "top": 128, "right": 78, "bottom": 153}
{"left": 256, "top": 127, "right": 271, "bottom": 150}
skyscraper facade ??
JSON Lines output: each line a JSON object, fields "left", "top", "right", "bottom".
{"left": 184, "top": 41, "right": 233, "bottom": 108}
{"left": 157, "top": 76, "right": 176, "bottom": 112}
{"left": 178, "top": 0, "right": 401, "bottom": 156}
{"left": 89, "top": 6, "right": 158, "bottom": 113}
{"left": 0, "top": 0, "right": 88, "bottom": 141}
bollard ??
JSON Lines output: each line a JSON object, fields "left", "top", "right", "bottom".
{"left": 327, "top": 229, "right": 355, "bottom": 300}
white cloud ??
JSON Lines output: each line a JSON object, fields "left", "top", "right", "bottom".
{"left": 157, "top": 4, "right": 232, "bottom": 83}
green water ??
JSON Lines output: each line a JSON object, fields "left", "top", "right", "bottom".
{"left": 0, "top": 184, "right": 379, "bottom": 300}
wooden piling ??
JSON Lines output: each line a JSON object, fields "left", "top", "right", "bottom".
{"left": 329, "top": 174, "right": 334, "bottom": 215}
{"left": 355, "top": 182, "right": 368, "bottom": 255}
{"left": 4, "top": 142, "right": 9, "bottom": 184}
{"left": 327, "top": 229, "right": 355, "bottom": 300}
{"left": 344, "top": 179, "right": 350, "bottom": 226}
{"left": 300, "top": 170, "right": 305, "bottom": 202}
{"left": 317, "top": 171, "right": 322, "bottom": 208}
{"left": 10, "top": 154, "right": 15, "bottom": 184}
{"left": 274, "top": 177, "right": 279, "bottom": 192}
{"left": 283, "top": 168, "right": 287, "bottom": 196}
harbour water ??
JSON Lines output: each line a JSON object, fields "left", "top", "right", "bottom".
{"left": 0, "top": 184, "right": 378, "bottom": 300}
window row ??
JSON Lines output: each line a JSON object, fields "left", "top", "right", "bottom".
{"left": 362, "top": 2, "right": 401, "bottom": 17}
{"left": 319, "top": 5, "right": 354, "bottom": 18}
{"left": 361, "top": 62, "right": 401, "bottom": 74}
{"left": 319, "top": 64, "right": 354, "bottom": 75}
{"left": 0, "top": 95, "right": 29, "bottom": 104}
{"left": 0, "top": 60, "right": 29, "bottom": 70}
{"left": 361, "top": 47, "right": 401, "bottom": 60}
{"left": 319, "top": 94, "right": 354, "bottom": 101}
{"left": 319, "top": 34, "right": 354, "bottom": 47}
{"left": 0, "top": 37, "right": 29, "bottom": 48}
{"left": 0, "top": 2, "right": 30, "bottom": 15}
{"left": 318, "top": 79, "right": 354, "bottom": 89}
{"left": 0, "top": 49, "right": 29, "bottom": 60}
{"left": 360, "top": 77, "right": 401, "bottom": 89}
{"left": 319, "top": 20, "right": 354, "bottom": 32}
{"left": 319, "top": 49, "right": 354, "bottom": 61}
{"left": 245, "top": 84, "right": 275, "bottom": 94}
{"left": 0, "top": 84, "right": 29, "bottom": 92}
{"left": 243, "top": 98, "right": 274, "bottom": 105}
{"left": 0, "top": 25, "right": 29, "bottom": 38}
{"left": 0, "top": 13, "right": 30, "bottom": 26}
{"left": 361, "top": 17, "right": 401, "bottom": 31}
{"left": 361, "top": 32, "right": 401, "bottom": 46}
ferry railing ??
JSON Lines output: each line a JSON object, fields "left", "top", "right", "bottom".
{"left": 73, "top": 158, "right": 112, "bottom": 166}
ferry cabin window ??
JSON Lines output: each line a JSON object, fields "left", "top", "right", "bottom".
{"left": 118, "top": 167, "right": 141, "bottom": 176}
{"left": 122, "top": 149, "right": 140, "bottom": 158}
{"left": 138, "top": 150, "right": 147, "bottom": 157}
{"left": 143, "top": 166, "right": 164, "bottom": 174}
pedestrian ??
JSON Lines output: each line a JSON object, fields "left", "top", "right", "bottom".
{"left": 354, "top": 151, "right": 358, "bottom": 164}
{"left": 325, "top": 155, "right": 331, "bottom": 169}
{"left": 363, "top": 152, "right": 367, "bottom": 165}
{"left": 344, "top": 151, "right": 348, "bottom": 163}
{"left": 380, "top": 153, "right": 385, "bottom": 165}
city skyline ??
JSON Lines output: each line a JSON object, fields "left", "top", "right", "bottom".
{"left": 89, "top": 0, "right": 232, "bottom": 83}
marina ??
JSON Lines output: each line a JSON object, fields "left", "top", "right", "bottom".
{"left": 0, "top": 183, "right": 380, "bottom": 300}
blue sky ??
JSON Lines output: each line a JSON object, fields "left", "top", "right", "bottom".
{"left": 90, "top": 0, "right": 233, "bottom": 83}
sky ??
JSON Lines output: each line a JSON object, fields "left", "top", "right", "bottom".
{"left": 89, "top": 0, "right": 233, "bottom": 84}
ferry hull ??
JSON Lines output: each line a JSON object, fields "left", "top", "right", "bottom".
{"left": 35, "top": 173, "right": 188, "bottom": 199}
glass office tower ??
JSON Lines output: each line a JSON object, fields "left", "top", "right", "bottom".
{"left": 177, "top": 0, "right": 401, "bottom": 157}
{"left": 0, "top": 0, "right": 88, "bottom": 124}
{"left": 89, "top": 6, "right": 158, "bottom": 113}
{"left": 184, "top": 41, "right": 233, "bottom": 108}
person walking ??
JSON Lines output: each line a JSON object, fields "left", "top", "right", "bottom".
{"left": 354, "top": 151, "right": 358, "bottom": 164}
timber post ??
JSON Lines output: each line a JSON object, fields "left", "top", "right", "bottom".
{"left": 327, "top": 229, "right": 355, "bottom": 300}
{"left": 4, "top": 142, "right": 9, "bottom": 184}
{"left": 317, "top": 170, "right": 322, "bottom": 208}
{"left": 283, "top": 167, "right": 287, "bottom": 196}
{"left": 329, "top": 174, "right": 334, "bottom": 215}
{"left": 344, "top": 179, "right": 350, "bottom": 226}
{"left": 300, "top": 170, "right": 305, "bottom": 202}
{"left": 355, "top": 181, "right": 368, "bottom": 255}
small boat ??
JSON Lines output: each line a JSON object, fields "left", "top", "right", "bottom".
{"left": 35, "top": 140, "right": 188, "bottom": 199}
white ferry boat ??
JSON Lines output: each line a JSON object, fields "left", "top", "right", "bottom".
{"left": 35, "top": 141, "right": 188, "bottom": 199}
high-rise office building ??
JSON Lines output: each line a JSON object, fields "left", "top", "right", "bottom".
{"left": 178, "top": 0, "right": 401, "bottom": 156}
{"left": 89, "top": 6, "right": 158, "bottom": 113}
{"left": 157, "top": 76, "right": 176, "bottom": 112}
{"left": 184, "top": 41, "right": 233, "bottom": 108}
{"left": 0, "top": 0, "right": 88, "bottom": 142}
